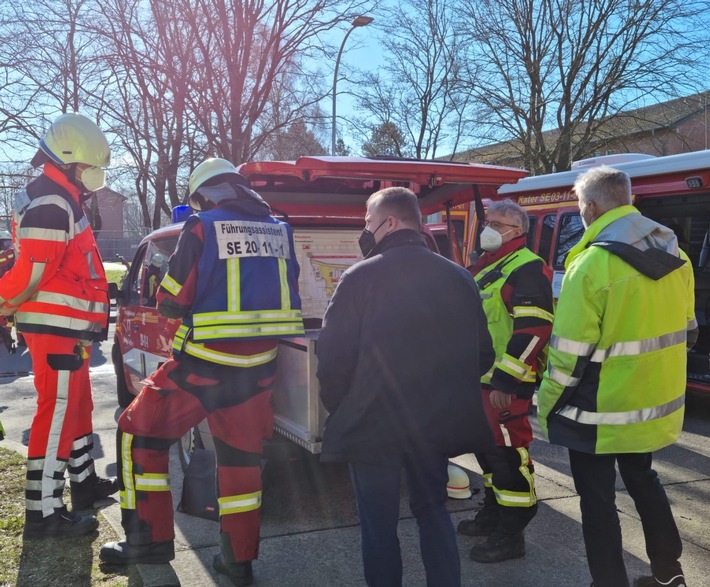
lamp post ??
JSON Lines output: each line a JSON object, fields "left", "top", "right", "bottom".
{"left": 332, "top": 15, "right": 374, "bottom": 155}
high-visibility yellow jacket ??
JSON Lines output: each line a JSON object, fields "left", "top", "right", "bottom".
{"left": 537, "top": 205, "right": 696, "bottom": 454}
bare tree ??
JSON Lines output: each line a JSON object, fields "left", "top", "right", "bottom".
{"left": 459, "top": 0, "right": 710, "bottom": 173}
{"left": 176, "top": 0, "right": 370, "bottom": 164}
{"left": 354, "top": 0, "right": 471, "bottom": 159}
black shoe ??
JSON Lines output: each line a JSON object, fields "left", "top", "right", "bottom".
{"left": 213, "top": 552, "right": 253, "bottom": 586}
{"left": 99, "top": 540, "right": 175, "bottom": 565}
{"left": 634, "top": 575, "right": 686, "bottom": 587}
{"left": 72, "top": 476, "right": 118, "bottom": 510}
{"left": 469, "top": 529, "right": 525, "bottom": 563}
{"left": 457, "top": 506, "right": 500, "bottom": 537}
{"left": 23, "top": 509, "right": 99, "bottom": 539}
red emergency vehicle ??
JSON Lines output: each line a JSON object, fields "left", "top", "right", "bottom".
{"left": 482, "top": 150, "right": 710, "bottom": 396}
{"left": 112, "top": 156, "right": 528, "bottom": 463}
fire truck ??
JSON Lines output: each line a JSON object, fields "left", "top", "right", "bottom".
{"left": 481, "top": 149, "right": 710, "bottom": 396}
{"left": 111, "top": 156, "right": 527, "bottom": 465}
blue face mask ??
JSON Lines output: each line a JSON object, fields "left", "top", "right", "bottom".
{"left": 358, "top": 218, "right": 388, "bottom": 257}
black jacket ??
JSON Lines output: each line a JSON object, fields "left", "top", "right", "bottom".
{"left": 317, "top": 229, "right": 495, "bottom": 464}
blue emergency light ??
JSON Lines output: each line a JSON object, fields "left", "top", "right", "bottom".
{"left": 171, "top": 205, "right": 192, "bottom": 223}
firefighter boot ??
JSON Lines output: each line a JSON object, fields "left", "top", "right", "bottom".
{"left": 457, "top": 489, "right": 499, "bottom": 537}
{"left": 71, "top": 474, "right": 119, "bottom": 510}
{"left": 23, "top": 507, "right": 99, "bottom": 539}
{"left": 469, "top": 528, "right": 526, "bottom": 563}
{"left": 213, "top": 553, "right": 253, "bottom": 586}
{"left": 99, "top": 540, "right": 175, "bottom": 565}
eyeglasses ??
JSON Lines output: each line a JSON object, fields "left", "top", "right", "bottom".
{"left": 483, "top": 220, "right": 520, "bottom": 231}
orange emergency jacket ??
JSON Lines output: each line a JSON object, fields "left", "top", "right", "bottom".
{"left": 0, "top": 163, "right": 109, "bottom": 341}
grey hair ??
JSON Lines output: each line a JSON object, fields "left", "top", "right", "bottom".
{"left": 366, "top": 186, "right": 422, "bottom": 227}
{"left": 573, "top": 165, "right": 632, "bottom": 211}
{"left": 487, "top": 199, "right": 529, "bottom": 233}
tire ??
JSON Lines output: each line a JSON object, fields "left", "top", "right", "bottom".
{"left": 112, "top": 341, "right": 134, "bottom": 408}
{"left": 178, "top": 426, "right": 205, "bottom": 473}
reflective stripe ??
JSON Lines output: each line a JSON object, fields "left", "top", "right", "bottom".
{"left": 218, "top": 491, "right": 262, "bottom": 515}
{"left": 227, "top": 258, "right": 240, "bottom": 312}
{"left": 160, "top": 273, "right": 182, "bottom": 296}
{"left": 41, "top": 368, "right": 70, "bottom": 517}
{"left": 278, "top": 258, "right": 290, "bottom": 310}
{"left": 16, "top": 311, "right": 104, "bottom": 333}
{"left": 497, "top": 354, "right": 536, "bottom": 382}
{"left": 194, "top": 323, "right": 304, "bottom": 338}
{"left": 119, "top": 433, "right": 137, "bottom": 510}
{"left": 547, "top": 366, "right": 580, "bottom": 388}
{"left": 688, "top": 318, "right": 698, "bottom": 330}
{"left": 68, "top": 464, "right": 94, "bottom": 483}
{"left": 193, "top": 310, "right": 304, "bottom": 324}
{"left": 550, "top": 335, "right": 595, "bottom": 357}
{"left": 179, "top": 340, "right": 278, "bottom": 367}
{"left": 590, "top": 329, "right": 687, "bottom": 362}
{"left": 557, "top": 394, "right": 685, "bottom": 426}
{"left": 135, "top": 473, "right": 171, "bottom": 492}
{"left": 482, "top": 473, "right": 492, "bottom": 489}
{"left": 492, "top": 448, "right": 536, "bottom": 508}
{"left": 513, "top": 306, "right": 554, "bottom": 322}
{"left": 33, "top": 291, "right": 109, "bottom": 314}
{"left": 7, "top": 262, "right": 45, "bottom": 306}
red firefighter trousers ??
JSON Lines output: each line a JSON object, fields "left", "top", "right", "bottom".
{"left": 24, "top": 333, "right": 96, "bottom": 519}
{"left": 116, "top": 356, "right": 275, "bottom": 563}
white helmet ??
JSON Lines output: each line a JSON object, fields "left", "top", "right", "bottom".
{"left": 188, "top": 157, "right": 242, "bottom": 206}
{"left": 37, "top": 113, "right": 110, "bottom": 167}
{"left": 447, "top": 464, "right": 472, "bottom": 499}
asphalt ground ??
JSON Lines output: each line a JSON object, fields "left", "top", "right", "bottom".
{"left": 1, "top": 333, "right": 709, "bottom": 586}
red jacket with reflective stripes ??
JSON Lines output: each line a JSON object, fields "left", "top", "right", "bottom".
{"left": 0, "top": 163, "right": 109, "bottom": 340}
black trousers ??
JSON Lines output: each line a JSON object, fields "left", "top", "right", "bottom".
{"left": 568, "top": 449, "right": 683, "bottom": 587}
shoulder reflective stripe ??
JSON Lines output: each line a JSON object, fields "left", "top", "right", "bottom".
{"left": 550, "top": 335, "right": 596, "bottom": 357}
{"left": 557, "top": 394, "right": 684, "bottom": 425}
{"left": 135, "top": 473, "right": 171, "bottom": 492}
{"left": 182, "top": 343, "right": 278, "bottom": 367}
{"left": 548, "top": 366, "right": 581, "bottom": 387}
{"left": 278, "top": 257, "right": 290, "bottom": 310}
{"left": 590, "top": 329, "right": 686, "bottom": 362}
{"left": 512, "top": 306, "right": 554, "bottom": 322}
{"left": 218, "top": 490, "right": 262, "bottom": 515}
{"left": 160, "top": 274, "right": 182, "bottom": 296}
{"left": 119, "top": 432, "right": 137, "bottom": 510}
{"left": 689, "top": 318, "right": 698, "bottom": 330}
{"left": 227, "top": 257, "right": 240, "bottom": 312}
{"left": 20, "top": 226, "right": 67, "bottom": 243}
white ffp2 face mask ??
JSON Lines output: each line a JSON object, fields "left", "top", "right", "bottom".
{"left": 78, "top": 166, "right": 105, "bottom": 192}
{"left": 480, "top": 226, "right": 504, "bottom": 251}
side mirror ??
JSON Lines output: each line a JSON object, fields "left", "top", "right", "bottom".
{"left": 108, "top": 281, "right": 123, "bottom": 301}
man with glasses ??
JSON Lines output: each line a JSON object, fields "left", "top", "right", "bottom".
{"left": 458, "top": 199, "right": 554, "bottom": 563}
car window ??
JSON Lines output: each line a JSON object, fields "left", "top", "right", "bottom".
{"left": 538, "top": 214, "right": 557, "bottom": 264}
{"left": 526, "top": 216, "right": 537, "bottom": 251}
{"left": 554, "top": 213, "right": 584, "bottom": 269}
{"left": 141, "top": 237, "right": 178, "bottom": 308}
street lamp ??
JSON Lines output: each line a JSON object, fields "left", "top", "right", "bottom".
{"left": 331, "top": 15, "right": 374, "bottom": 155}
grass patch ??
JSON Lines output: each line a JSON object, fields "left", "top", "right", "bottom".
{"left": 0, "top": 446, "right": 140, "bottom": 586}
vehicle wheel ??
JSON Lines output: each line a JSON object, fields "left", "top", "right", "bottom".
{"left": 112, "top": 341, "right": 134, "bottom": 408}
{"left": 178, "top": 426, "right": 204, "bottom": 473}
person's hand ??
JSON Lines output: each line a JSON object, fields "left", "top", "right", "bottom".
{"left": 489, "top": 389, "right": 513, "bottom": 410}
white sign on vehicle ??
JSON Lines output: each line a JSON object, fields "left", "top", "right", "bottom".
{"left": 552, "top": 270, "right": 565, "bottom": 299}
{"left": 215, "top": 220, "right": 291, "bottom": 259}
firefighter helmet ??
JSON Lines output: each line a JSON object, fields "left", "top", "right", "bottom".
{"left": 188, "top": 158, "right": 240, "bottom": 195}
{"left": 447, "top": 464, "right": 472, "bottom": 499}
{"left": 37, "top": 113, "right": 110, "bottom": 168}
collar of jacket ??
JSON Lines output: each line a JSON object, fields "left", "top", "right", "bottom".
{"left": 565, "top": 205, "right": 639, "bottom": 270}
{"left": 471, "top": 235, "right": 527, "bottom": 274}
{"left": 41, "top": 162, "right": 82, "bottom": 203}
{"left": 366, "top": 228, "right": 426, "bottom": 258}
